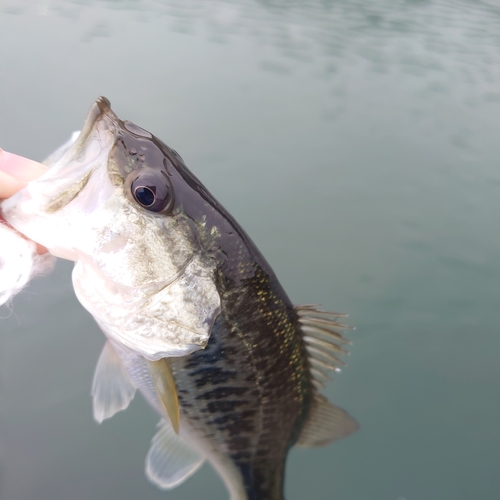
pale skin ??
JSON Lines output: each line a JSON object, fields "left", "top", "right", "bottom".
{"left": 0, "top": 148, "right": 48, "bottom": 252}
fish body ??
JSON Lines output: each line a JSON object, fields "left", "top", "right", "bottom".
{"left": 1, "top": 98, "right": 358, "bottom": 500}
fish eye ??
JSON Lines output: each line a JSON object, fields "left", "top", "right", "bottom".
{"left": 129, "top": 171, "right": 172, "bottom": 213}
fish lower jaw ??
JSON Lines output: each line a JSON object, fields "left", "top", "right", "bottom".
{"left": 0, "top": 211, "right": 49, "bottom": 255}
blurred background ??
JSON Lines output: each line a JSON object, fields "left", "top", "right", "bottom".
{"left": 1, "top": 1, "right": 499, "bottom": 499}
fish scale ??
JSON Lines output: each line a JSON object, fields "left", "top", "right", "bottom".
{"left": 167, "top": 260, "right": 313, "bottom": 500}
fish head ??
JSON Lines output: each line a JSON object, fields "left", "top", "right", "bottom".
{"left": 1, "top": 97, "right": 221, "bottom": 359}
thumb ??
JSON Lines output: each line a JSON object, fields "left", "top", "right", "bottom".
{"left": 0, "top": 149, "right": 48, "bottom": 199}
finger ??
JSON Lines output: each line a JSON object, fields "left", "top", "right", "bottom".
{"left": 0, "top": 149, "right": 48, "bottom": 183}
{"left": 0, "top": 170, "right": 24, "bottom": 199}
{"left": 0, "top": 150, "right": 49, "bottom": 254}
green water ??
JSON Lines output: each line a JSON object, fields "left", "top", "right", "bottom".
{"left": 1, "top": 1, "right": 499, "bottom": 499}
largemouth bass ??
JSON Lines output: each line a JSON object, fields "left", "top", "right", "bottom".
{"left": 1, "top": 97, "right": 358, "bottom": 500}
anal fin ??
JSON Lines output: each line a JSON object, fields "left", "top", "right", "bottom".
{"left": 146, "top": 419, "right": 205, "bottom": 490}
{"left": 91, "top": 340, "right": 136, "bottom": 423}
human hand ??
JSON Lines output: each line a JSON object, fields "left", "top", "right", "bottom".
{"left": 0, "top": 149, "right": 48, "bottom": 198}
{"left": 0, "top": 149, "right": 48, "bottom": 253}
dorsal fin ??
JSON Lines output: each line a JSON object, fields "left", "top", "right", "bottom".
{"left": 297, "top": 393, "right": 359, "bottom": 447}
{"left": 296, "top": 304, "right": 353, "bottom": 388}
{"left": 145, "top": 419, "right": 205, "bottom": 490}
{"left": 91, "top": 340, "right": 136, "bottom": 423}
{"left": 295, "top": 304, "right": 358, "bottom": 445}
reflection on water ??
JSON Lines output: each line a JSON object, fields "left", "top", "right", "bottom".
{"left": 4, "top": 0, "right": 500, "bottom": 87}
{"left": 1, "top": 1, "right": 499, "bottom": 499}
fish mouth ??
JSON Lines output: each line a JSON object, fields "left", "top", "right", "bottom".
{"left": 0, "top": 97, "right": 120, "bottom": 260}
{"left": 72, "top": 96, "right": 118, "bottom": 154}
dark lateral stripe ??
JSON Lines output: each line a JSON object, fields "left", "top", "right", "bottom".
{"left": 189, "top": 366, "right": 238, "bottom": 387}
{"left": 209, "top": 408, "right": 258, "bottom": 436}
{"left": 231, "top": 451, "right": 253, "bottom": 462}
{"left": 210, "top": 409, "right": 257, "bottom": 426}
{"left": 195, "top": 386, "right": 249, "bottom": 401}
{"left": 205, "top": 400, "right": 248, "bottom": 413}
{"left": 183, "top": 343, "right": 228, "bottom": 369}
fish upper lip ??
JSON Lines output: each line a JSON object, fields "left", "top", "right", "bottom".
{"left": 73, "top": 96, "right": 118, "bottom": 151}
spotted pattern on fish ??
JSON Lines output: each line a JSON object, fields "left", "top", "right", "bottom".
{"left": 168, "top": 262, "right": 314, "bottom": 500}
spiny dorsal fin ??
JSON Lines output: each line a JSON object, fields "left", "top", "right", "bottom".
{"left": 297, "top": 394, "right": 359, "bottom": 447}
{"left": 145, "top": 419, "right": 205, "bottom": 490}
{"left": 296, "top": 304, "right": 352, "bottom": 389}
{"left": 295, "top": 304, "right": 358, "bottom": 445}
{"left": 91, "top": 340, "right": 136, "bottom": 423}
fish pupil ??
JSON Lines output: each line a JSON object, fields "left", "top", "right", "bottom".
{"left": 128, "top": 171, "right": 172, "bottom": 213}
{"left": 134, "top": 186, "right": 155, "bottom": 207}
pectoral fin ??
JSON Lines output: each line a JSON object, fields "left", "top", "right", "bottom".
{"left": 147, "top": 358, "right": 180, "bottom": 434}
{"left": 91, "top": 341, "right": 136, "bottom": 423}
{"left": 145, "top": 419, "right": 204, "bottom": 490}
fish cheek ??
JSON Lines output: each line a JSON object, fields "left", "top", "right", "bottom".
{"left": 100, "top": 234, "right": 128, "bottom": 254}
{"left": 107, "top": 148, "right": 129, "bottom": 187}
{"left": 44, "top": 170, "right": 92, "bottom": 213}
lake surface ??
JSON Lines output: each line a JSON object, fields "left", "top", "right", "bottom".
{"left": 1, "top": 1, "right": 499, "bottom": 499}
